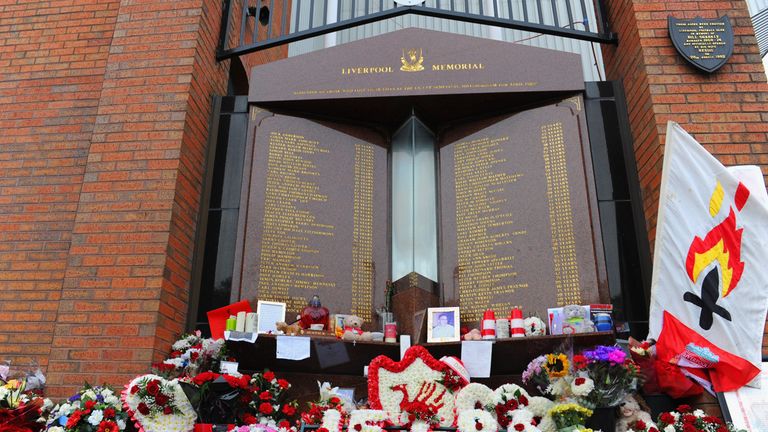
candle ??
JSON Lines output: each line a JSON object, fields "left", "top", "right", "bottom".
{"left": 245, "top": 312, "right": 258, "bottom": 333}
{"left": 481, "top": 310, "right": 496, "bottom": 340}
{"left": 235, "top": 311, "right": 246, "bottom": 332}
{"left": 225, "top": 315, "right": 237, "bottom": 331}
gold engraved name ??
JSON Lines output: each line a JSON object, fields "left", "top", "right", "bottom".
{"left": 431, "top": 63, "right": 485, "bottom": 71}
{"left": 341, "top": 66, "right": 394, "bottom": 75}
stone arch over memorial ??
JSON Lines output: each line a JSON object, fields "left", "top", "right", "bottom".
{"left": 231, "top": 28, "right": 607, "bottom": 332}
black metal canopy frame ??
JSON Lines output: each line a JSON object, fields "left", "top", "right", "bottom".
{"left": 217, "top": 0, "right": 617, "bottom": 61}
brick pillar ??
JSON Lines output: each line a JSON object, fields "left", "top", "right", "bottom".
{"left": 45, "top": 0, "right": 230, "bottom": 396}
{"left": 601, "top": 0, "right": 768, "bottom": 413}
{"left": 601, "top": 0, "right": 768, "bottom": 248}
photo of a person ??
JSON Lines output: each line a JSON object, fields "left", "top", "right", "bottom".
{"left": 431, "top": 312, "right": 455, "bottom": 338}
{"left": 426, "top": 307, "right": 460, "bottom": 342}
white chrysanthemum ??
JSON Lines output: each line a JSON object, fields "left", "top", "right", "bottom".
{"left": 117, "top": 418, "right": 127, "bottom": 429}
{"left": 88, "top": 409, "right": 104, "bottom": 426}
{"left": 172, "top": 339, "right": 191, "bottom": 351}
{"left": 671, "top": 412, "right": 680, "bottom": 421}
{"left": 664, "top": 425, "right": 676, "bottom": 432}
{"left": 693, "top": 409, "right": 705, "bottom": 417}
{"left": 163, "top": 358, "right": 185, "bottom": 368}
{"left": 100, "top": 388, "right": 114, "bottom": 397}
{"left": 545, "top": 378, "right": 569, "bottom": 397}
{"left": 493, "top": 384, "right": 529, "bottom": 405}
{"left": 83, "top": 389, "right": 97, "bottom": 400}
{"left": 48, "top": 427, "right": 66, "bottom": 432}
{"left": 349, "top": 409, "right": 391, "bottom": 432}
{"left": 43, "top": 398, "right": 53, "bottom": 410}
{"left": 457, "top": 409, "right": 497, "bottom": 432}
{"left": 526, "top": 397, "right": 554, "bottom": 418}
{"left": 104, "top": 394, "right": 119, "bottom": 405}
{"left": 455, "top": 383, "right": 495, "bottom": 412}
{"left": 321, "top": 408, "right": 342, "bottom": 432}
{"left": 570, "top": 377, "right": 595, "bottom": 397}
{"left": 537, "top": 414, "right": 556, "bottom": 432}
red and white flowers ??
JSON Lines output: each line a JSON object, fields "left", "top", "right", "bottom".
{"left": 122, "top": 374, "right": 196, "bottom": 432}
{"left": 456, "top": 409, "right": 497, "bottom": 432}
{"left": 569, "top": 377, "right": 595, "bottom": 397}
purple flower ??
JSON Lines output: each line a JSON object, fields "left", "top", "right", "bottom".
{"left": 68, "top": 394, "right": 81, "bottom": 402}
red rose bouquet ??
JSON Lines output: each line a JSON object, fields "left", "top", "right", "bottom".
{"left": 656, "top": 405, "right": 745, "bottom": 432}
{"left": 246, "top": 371, "right": 298, "bottom": 431}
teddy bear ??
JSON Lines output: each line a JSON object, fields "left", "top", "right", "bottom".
{"left": 616, "top": 394, "right": 657, "bottom": 432}
{"left": 462, "top": 328, "right": 482, "bottom": 340}
{"left": 561, "top": 304, "right": 595, "bottom": 334}
{"left": 341, "top": 315, "right": 373, "bottom": 341}
{"left": 275, "top": 321, "right": 304, "bottom": 336}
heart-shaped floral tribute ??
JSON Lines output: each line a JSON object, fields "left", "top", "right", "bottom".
{"left": 368, "top": 346, "right": 462, "bottom": 427}
{"left": 122, "top": 374, "right": 197, "bottom": 432}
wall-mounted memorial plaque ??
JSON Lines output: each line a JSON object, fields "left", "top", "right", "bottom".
{"left": 236, "top": 113, "right": 389, "bottom": 323}
{"left": 439, "top": 98, "right": 601, "bottom": 323}
{"left": 669, "top": 16, "right": 733, "bottom": 73}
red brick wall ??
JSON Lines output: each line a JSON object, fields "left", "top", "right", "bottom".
{"left": 0, "top": 0, "right": 122, "bottom": 374}
{"left": 601, "top": 0, "right": 768, "bottom": 356}
{"left": 0, "top": 0, "right": 289, "bottom": 396}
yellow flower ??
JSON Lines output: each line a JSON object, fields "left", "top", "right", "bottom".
{"left": 5, "top": 380, "right": 19, "bottom": 389}
{"left": 544, "top": 353, "right": 569, "bottom": 378}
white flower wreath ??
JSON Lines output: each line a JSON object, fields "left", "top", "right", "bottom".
{"left": 122, "top": 374, "right": 197, "bottom": 432}
{"left": 456, "top": 409, "right": 497, "bottom": 432}
{"left": 492, "top": 384, "right": 529, "bottom": 406}
{"left": 525, "top": 397, "right": 554, "bottom": 418}
{"left": 455, "top": 383, "right": 495, "bottom": 412}
{"left": 507, "top": 409, "right": 542, "bottom": 432}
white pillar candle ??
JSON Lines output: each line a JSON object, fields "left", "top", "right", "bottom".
{"left": 235, "top": 311, "right": 246, "bottom": 332}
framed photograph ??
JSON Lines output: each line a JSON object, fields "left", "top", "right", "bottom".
{"left": 332, "top": 314, "right": 350, "bottom": 338}
{"left": 426, "top": 306, "right": 460, "bottom": 343}
{"left": 719, "top": 359, "right": 768, "bottom": 431}
{"left": 256, "top": 300, "right": 286, "bottom": 334}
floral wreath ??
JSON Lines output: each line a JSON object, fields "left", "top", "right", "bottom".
{"left": 122, "top": 374, "right": 196, "bottom": 432}
{"left": 368, "top": 346, "right": 454, "bottom": 427}
{"left": 454, "top": 384, "right": 494, "bottom": 413}
{"left": 490, "top": 384, "right": 530, "bottom": 429}
{"left": 456, "top": 409, "right": 497, "bottom": 432}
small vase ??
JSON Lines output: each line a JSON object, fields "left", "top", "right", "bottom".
{"left": 585, "top": 406, "right": 617, "bottom": 432}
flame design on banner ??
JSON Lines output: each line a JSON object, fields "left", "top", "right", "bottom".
{"left": 685, "top": 181, "right": 751, "bottom": 299}
{"left": 685, "top": 208, "right": 744, "bottom": 298}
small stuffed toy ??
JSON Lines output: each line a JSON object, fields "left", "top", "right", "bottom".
{"left": 524, "top": 316, "right": 547, "bottom": 336}
{"left": 561, "top": 304, "right": 595, "bottom": 334}
{"left": 616, "top": 394, "right": 657, "bottom": 432}
{"left": 462, "top": 328, "right": 482, "bottom": 340}
{"left": 341, "top": 315, "right": 373, "bottom": 341}
{"left": 276, "top": 321, "right": 304, "bottom": 336}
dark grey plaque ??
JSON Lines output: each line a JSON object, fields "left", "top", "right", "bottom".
{"left": 238, "top": 114, "right": 388, "bottom": 322}
{"left": 439, "top": 98, "right": 600, "bottom": 323}
{"left": 669, "top": 16, "right": 733, "bottom": 73}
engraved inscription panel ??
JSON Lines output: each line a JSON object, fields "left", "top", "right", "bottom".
{"left": 440, "top": 100, "right": 599, "bottom": 323}
{"left": 241, "top": 114, "right": 388, "bottom": 321}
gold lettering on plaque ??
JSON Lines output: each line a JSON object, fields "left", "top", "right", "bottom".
{"left": 257, "top": 131, "right": 337, "bottom": 313}
{"left": 453, "top": 135, "right": 528, "bottom": 323}
{"left": 351, "top": 143, "right": 374, "bottom": 321}
{"left": 541, "top": 123, "right": 581, "bottom": 305}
